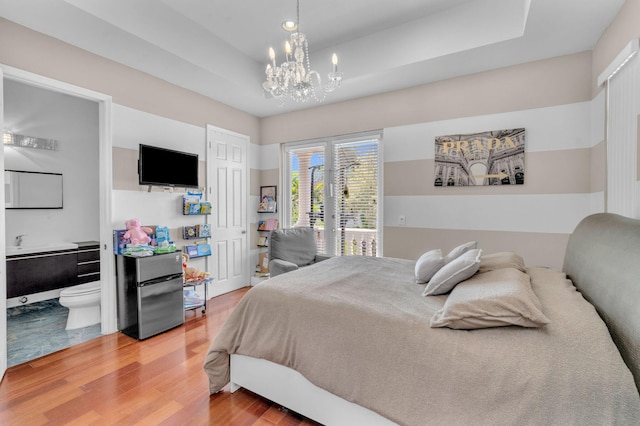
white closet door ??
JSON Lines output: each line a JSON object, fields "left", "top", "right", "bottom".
{"left": 207, "top": 125, "right": 249, "bottom": 296}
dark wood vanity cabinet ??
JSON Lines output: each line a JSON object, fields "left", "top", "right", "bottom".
{"left": 6, "top": 241, "right": 101, "bottom": 298}
{"left": 77, "top": 241, "right": 101, "bottom": 284}
{"left": 6, "top": 249, "right": 78, "bottom": 298}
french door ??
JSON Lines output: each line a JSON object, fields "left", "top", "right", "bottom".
{"left": 283, "top": 131, "right": 382, "bottom": 257}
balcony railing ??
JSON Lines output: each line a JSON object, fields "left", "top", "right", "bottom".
{"left": 313, "top": 227, "right": 377, "bottom": 256}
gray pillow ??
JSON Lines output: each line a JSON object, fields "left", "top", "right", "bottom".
{"left": 430, "top": 267, "right": 550, "bottom": 329}
{"left": 478, "top": 251, "right": 526, "bottom": 274}
{"left": 422, "top": 249, "right": 482, "bottom": 296}
{"left": 444, "top": 241, "right": 478, "bottom": 264}
{"left": 415, "top": 249, "right": 446, "bottom": 283}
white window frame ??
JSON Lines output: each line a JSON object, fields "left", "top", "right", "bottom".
{"left": 282, "top": 131, "right": 384, "bottom": 257}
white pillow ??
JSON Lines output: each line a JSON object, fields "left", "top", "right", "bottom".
{"left": 415, "top": 249, "right": 446, "bottom": 283}
{"left": 423, "top": 249, "right": 482, "bottom": 296}
{"left": 444, "top": 241, "right": 478, "bottom": 264}
{"left": 430, "top": 267, "right": 550, "bottom": 329}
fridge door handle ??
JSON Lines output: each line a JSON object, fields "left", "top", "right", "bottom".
{"left": 139, "top": 273, "right": 183, "bottom": 286}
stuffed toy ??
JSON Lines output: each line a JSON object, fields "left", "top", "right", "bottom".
{"left": 123, "top": 218, "right": 153, "bottom": 245}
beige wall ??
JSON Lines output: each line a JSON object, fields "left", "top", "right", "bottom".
{"left": 0, "top": 18, "right": 260, "bottom": 143}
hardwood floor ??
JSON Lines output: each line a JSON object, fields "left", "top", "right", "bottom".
{"left": 0, "top": 287, "right": 320, "bottom": 425}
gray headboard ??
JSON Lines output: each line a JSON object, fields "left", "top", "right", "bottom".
{"left": 563, "top": 213, "right": 640, "bottom": 392}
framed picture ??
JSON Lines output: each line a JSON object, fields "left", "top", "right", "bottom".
{"left": 258, "top": 185, "right": 277, "bottom": 212}
{"left": 433, "top": 128, "right": 525, "bottom": 187}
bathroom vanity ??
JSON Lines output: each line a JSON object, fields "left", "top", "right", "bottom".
{"left": 6, "top": 241, "right": 101, "bottom": 301}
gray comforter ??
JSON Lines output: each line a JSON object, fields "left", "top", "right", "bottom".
{"left": 204, "top": 256, "right": 640, "bottom": 425}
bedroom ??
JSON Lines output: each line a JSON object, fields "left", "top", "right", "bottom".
{"left": 0, "top": 0, "right": 639, "bottom": 424}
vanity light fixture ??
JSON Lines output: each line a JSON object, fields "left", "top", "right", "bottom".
{"left": 3, "top": 130, "right": 58, "bottom": 151}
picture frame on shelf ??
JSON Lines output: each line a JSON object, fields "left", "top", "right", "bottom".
{"left": 258, "top": 186, "right": 277, "bottom": 212}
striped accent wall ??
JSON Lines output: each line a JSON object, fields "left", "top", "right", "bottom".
{"left": 258, "top": 53, "right": 606, "bottom": 271}
{"left": 381, "top": 101, "right": 604, "bottom": 270}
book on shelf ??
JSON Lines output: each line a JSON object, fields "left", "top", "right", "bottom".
{"left": 198, "top": 224, "right": 211, "bottom": 238}
{"left": 183, "top": 225, "right": 198, "bottom": 239}
{"left": 258, "top": 201, "right": 277, "bottom": 213}
{"left": 257, "top": 236, "right": 268, "bottom": 247}
{"left": 184, "top": 244, "right": 198, "bottom": 258}
{"left": 199, "top": 202, "right": 212, "bottom": 214}
{"left": 196, "top": 243, "right": 211, "bottom": 257}
{"left": 183, "top": 193, "right": 202, "bottom": 215}
{"left": 257, "top": 220, "right": 266, "bottom": 231}
{"left": 258, "top": 252, "right": 269, "bottom": 273}
{"left": 264, "top": 218, "right": 278, "bottom": 231}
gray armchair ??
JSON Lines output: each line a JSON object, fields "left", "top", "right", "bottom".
{"left": 268, "top": 227, "right": 332, "bottom": 277}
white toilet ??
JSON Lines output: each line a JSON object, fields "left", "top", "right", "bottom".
{"left": 58, "top": 282, "right": 101, "bottom": 330}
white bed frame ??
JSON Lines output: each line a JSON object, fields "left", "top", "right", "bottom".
{"left": 230, "top": 354, "right": 396, "bottom": 425}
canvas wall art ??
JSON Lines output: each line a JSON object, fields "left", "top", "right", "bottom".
{"left": 434, "top": 128, "right": 525, "bottom": 187}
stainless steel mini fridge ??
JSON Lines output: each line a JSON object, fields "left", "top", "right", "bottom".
{"left": 115, "top": 251, "right": 184, "bottom": 340}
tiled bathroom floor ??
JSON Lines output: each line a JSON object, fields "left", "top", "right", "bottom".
{"left": 6, "top": 299, "right": 102, "bottom": 367}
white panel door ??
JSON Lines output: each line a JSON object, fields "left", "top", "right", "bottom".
{"left": 207, "top": 125, "right": 249, "bottom": 296}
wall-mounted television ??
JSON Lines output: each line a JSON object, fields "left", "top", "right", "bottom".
{"left": 138, "top": 144, "right": 199, "bottom": 188}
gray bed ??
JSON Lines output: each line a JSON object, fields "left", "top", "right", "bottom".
{"left": 204, "top": 213, "right": 640, "bottom": 425}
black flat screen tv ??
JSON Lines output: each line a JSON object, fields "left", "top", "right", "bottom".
{"left": 138, "top": 144, "right": 199, "bottom": 188}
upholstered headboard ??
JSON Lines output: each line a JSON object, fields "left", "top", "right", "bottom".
{"left": 563, "top": 213, "right": 640, "bottom": 392}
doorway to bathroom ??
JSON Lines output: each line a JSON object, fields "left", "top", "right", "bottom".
{"left": 0, "top": 66, "right": 115, "bottom": 376}
{"left": 3, "top": 78, "right": 101, "bottom": 366}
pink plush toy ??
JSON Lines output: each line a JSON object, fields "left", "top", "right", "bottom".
{"left": 123, "top": 218, "right": 153, "bottom": 245}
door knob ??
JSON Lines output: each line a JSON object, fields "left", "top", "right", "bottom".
{"left": 241, "top": 230, "right": 247, "bottom": 234}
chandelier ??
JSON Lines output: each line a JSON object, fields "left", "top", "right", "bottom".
{"left": 262, "top": 0, "right": 343, "bottom": 103}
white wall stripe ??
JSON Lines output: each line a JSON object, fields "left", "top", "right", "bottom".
{"left": 383, "top": 102, "right": 591, "bottom": 163}
{"left": 384, "top": 194, "right": 592, "bottom": 234}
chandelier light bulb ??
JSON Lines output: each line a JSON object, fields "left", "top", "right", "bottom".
{"left": 282, "top": 20, "right": 297, "bottom": 32}
{"left": 332, "top": 53, "right": 338, "bottom": 72}
{"left": 268, "top": 47, "right": 276, "bottom": 68}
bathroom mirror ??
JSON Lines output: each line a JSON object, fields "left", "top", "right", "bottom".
{"left": 4, "top": 170, "right": 63, "bottom": 209}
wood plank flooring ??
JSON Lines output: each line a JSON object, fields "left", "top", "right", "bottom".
{"left": 0, "top": 287, "right": 320, "bottom": 425}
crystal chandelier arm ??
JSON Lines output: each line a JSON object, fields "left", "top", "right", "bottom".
{"left": 262, "top": 0, "right": 343, "bottom": 103}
